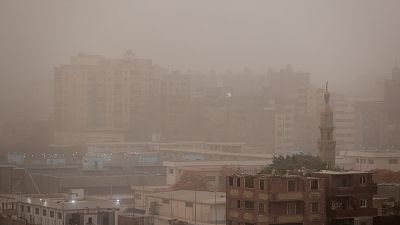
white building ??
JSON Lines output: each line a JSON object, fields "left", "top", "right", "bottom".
{"left": 0, "top": 194, "right": 119, "bottom": 225}
{"left": 338, "top": 150, "right": 400, "bottom": 171}
{"left": 146, "top": 190, "right": 226, "bottom": 225}
{"left": 164, "top": 160, "right": 271, "bottom": 189}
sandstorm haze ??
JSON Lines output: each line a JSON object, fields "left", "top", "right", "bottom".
{"left": 1, "top": 0, "right": 400, "bottom": 120}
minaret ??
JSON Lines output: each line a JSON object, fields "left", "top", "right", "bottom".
{"left": 318, "top": 82, "right": 336, "bottom": 168}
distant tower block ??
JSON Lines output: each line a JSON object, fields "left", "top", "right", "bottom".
{"left": 318, "top": 82, "right": 336, "bottom": 168}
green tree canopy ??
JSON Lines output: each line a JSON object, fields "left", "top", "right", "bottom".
{"left": 261, "top": 153, "right": 328, "bottom": 175}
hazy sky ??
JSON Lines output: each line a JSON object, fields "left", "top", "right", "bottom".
{"left": 1, "top": 0, "right": 400, "bottom": 118}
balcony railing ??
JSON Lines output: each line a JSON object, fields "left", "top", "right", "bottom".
{"left": 328, "top": 207, "right": 377, "bottom": 218}
{"left": 331, "top": 185, "right": 377, "bottom": 196}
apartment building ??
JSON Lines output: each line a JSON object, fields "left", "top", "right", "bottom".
{"left": 226, "top": 170, "right": 377, "bottom": 225}
{"left": 226, "top": 173, "right": 326, "bottom": 225}
{"left": 54, "top": 51, "right": 190, "bottom": 145}
{"left": 313, "top": 171, "right": 377, "bottom": 225}
{"left": 333, "top": 95, "right": 356, "bottom": 152}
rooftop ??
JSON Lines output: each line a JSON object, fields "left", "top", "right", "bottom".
{"left": 314, "top": 170, "right": 370, "bottom": 175}
{"left": 147, "top": 190, "right": 226, "bottom": 204}
{"left": 340, "top": 150, "right": 400, "bottom": 158}
{"left": 0, "top": 194, "right": 119, "bottom": 211}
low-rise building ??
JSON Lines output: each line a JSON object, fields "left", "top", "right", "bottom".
{"left": 164, "top": 161, "right": 270, "bottom": 190}
{"left": 226, "top": 173, "right": 326, "bottom": 225}
{"left": 226, "top": 170, "right": 377, "bottom": 225}
{"left": 0, "top": 194, "right": 119, "bottom": 225}
{"left": 146, "top": 190, "right": 225, "bottom": 225}
{"left": 376, "top": 183, "right": 400, "bottom": 202}
{"left": 338, "top": 150, "right": 400, "bottom": 171}
{"left": 313, "top": 171, "right": 377, "bottom": 225}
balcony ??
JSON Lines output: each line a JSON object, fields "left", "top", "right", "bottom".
{"left": 328, "top": 207, "right": 377, "bottom": 218}
{"left": 270, "top": 192, "right": 303, "bottom": 201}
{"left": 331, "top": 185, "right": 377, "bottom": 196}
{"left": 228, "top": 189, "right": 239, "bottom": 196}
{"left": 270, "top": 215, "right": 303, "bottom": 224}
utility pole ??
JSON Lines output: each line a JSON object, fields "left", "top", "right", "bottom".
{"left": 214, "top": 191, "right": 217, "bottom": 225}
{"left": 194, "top": 190, "right": 197, "bottom": 225}
{"left": 170, "top": 192, "right": 173, "bottom": 219}
{"left": 132, "top": 189, "right": 135, "bottom": 217}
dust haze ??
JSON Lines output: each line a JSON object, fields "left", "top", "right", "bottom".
{"left": 1, "top": 0, "right": 400, "bottom": 120}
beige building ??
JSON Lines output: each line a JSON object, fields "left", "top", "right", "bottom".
{"left": 54, "top": 51, "right": 190, "bottom": 145}
{"left": 338, "top": 150, "right": 400, "bottom": 171}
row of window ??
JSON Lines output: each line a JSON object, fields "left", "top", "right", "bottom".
{"left": 20, "top": 205, "right": 62, "bottom": 220}
{"left": 230, "top": 200, "right": 319, "bottom": 214}
{"left": 228, "top": 177, "right": 319, "bottom": 191}
{"left": 356, "top": 158, "right": 399, "bottom": 165}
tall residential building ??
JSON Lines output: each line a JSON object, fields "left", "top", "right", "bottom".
{"left": 333, "top": 95, "right": 356, "bottom": 151}
{"left": 353, "top": 100, "right": 386, "bottom": 149}
{"left": 318, "top": 84, "right": 336, "bottom": 167}
{"left": 54, "top": 51, "right": 190, "bottom": 145}
{"left": 383, "top": 64, "right": 400, "bottom": 149}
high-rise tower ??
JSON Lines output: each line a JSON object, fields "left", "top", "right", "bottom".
{"left": 318, "top": 82, "right": 336, "bottom": 168}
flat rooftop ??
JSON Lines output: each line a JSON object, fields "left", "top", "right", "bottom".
{"left": 147, "top": 190, "right": 226, "bottom": 204}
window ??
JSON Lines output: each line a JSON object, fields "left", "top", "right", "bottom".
{"left": 340, "top": 177, "right": 352, "bottom": 187}
{"left": 185, "top": 202, "right": 193, "bottom": 207}
{"left": 368, "top": 159, "right": 374, "bottom": 164}
{"left": 229, "top": 177, "right": 234, "bottom": 186}
{"left": 288, "top": 180, "right": 296, "bottom": 192}
{"left": 311, "top": 202, "right": 319, "bottom": 213}
{"left": 27, "top": 206, "right": 31, "bottom": 213}
{"left": 50, "top": 211, "right": 54, "bottom": 218}
{"left": 206, "top": 176, "right": 216, "bottom": 182}
{"left": 356, "top": 158, "right": 360, "bottom": 164}
{"left": 237, "top": 200, "right": 241, "bottom": 208}
{"left": 42, "top": 209, "right": 46, "bottom": 216}
{"left": 361, "top": 159, "right": 366, "bottom": 164}
{"left": 287, "top": 203, "right": 297, "bottom": 215}
{"left": 237, "top": 178, "right": 241, "bottom": 187}
{"left": 169, "top": 169, "right": 174, "bottom": 174}
{"left": 260, "top": 180, "right": 265, "bottom": 191}
{"left": 162, "top": 199, "right": 170, "bottom": 204}
{"left": 135, "top": 193, "right": 142, "bottom": 200}
{"left": 360, "top": 199, "right": 367, "bottom": 208}
{"left": 310, "top": 179, "right": 319, "bottom": 190}
{"left": 245, "top": 177, "right": 254, "bottom": 188}
{"left": 57, "top": 212, "right": 62, "bottom": 220}
{"left": 389, "top": 159, "right": 398, "bottom": 164}
{"left": 35, "top": 208, "right": 39, "bottom": 215}
{"left": 360, "top": 176, "right": 367, "bottom": 184}
{"left": 20, "top": 205, "right": 24, "bottom": 212}
{"left": 259, "top": 203, "right": 265, "bottom": 214}
{"left": 244, "top": 201, "right": 254, "bottom": 210}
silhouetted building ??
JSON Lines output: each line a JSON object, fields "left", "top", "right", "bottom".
{"left": 53, "top": 51, "right": 190, "bottom": 145}
{"left": 383, "top": 64, "right": 400, "bottom": 149}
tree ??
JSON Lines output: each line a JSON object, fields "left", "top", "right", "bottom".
{"left": 173, "top": 171, "right": 209, "bottom": 191}
{"left": 261, "top": 153, "right": 328, "bottom": 175}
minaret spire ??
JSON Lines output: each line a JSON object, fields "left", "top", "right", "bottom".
{"left": 318, "top": 82, "right": 336, "bottom": 168}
